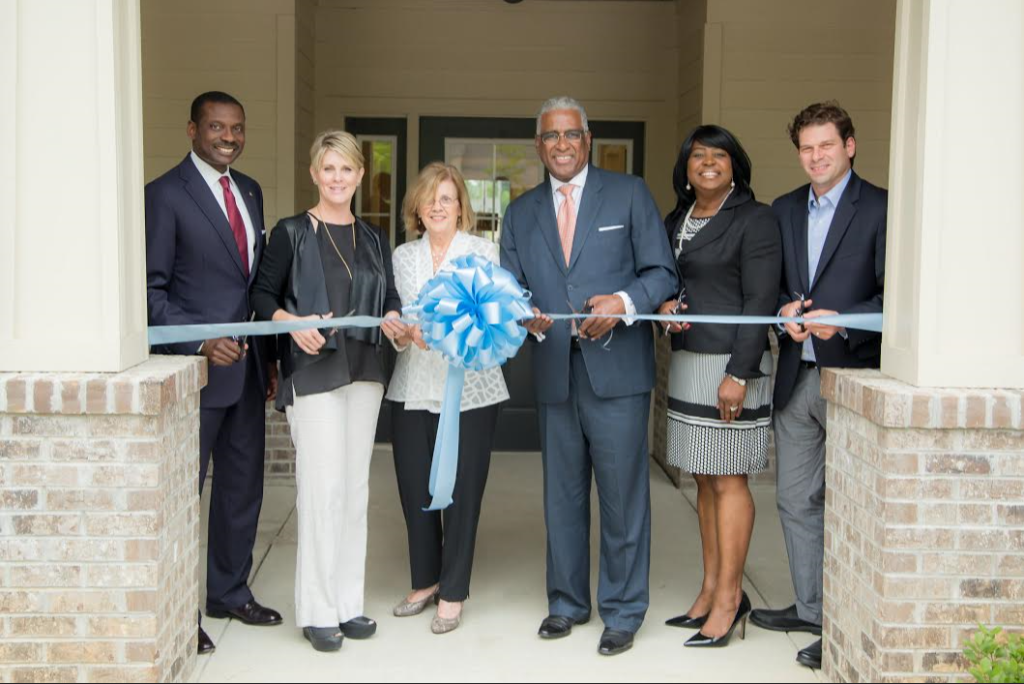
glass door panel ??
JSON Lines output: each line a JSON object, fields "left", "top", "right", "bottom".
{"left": 355, "top": 136, "right": 398, "bottom": 249}
{"left": 445, "top": 138, "right": 544, "bottom": 244}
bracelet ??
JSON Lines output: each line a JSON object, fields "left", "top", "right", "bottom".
{"left": 726, "top": 373, "right": 747, "bottom": 387}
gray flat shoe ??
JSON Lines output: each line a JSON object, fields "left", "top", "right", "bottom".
{"left": 430, "top": 611, "right": 461, "bottom": 634}
{"left": 393, "top": 590, "right": 438, "bottom": 617}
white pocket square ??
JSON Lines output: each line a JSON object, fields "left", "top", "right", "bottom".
{"left": 598, "top": 224, "right": 625, "bottom": 232}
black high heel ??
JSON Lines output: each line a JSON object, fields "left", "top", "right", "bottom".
{"left": 684, "top": 591, "right": 751, "bottom": 648}
{"left": 665, "top": 613, "right": 708, "bottom": 629}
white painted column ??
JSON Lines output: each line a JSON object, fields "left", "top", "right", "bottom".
{"left": 883, "top": 0, "right": 1024, "bottom": 388}
{"left": 0, "top": 0, "right": 148, "bottom": 372}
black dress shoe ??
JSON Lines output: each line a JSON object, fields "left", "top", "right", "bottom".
{"left": 303, "top": 626, "right": 343, "bottom": 652}
{"left": 206, "top": 599, "right": 283, "bottom": 626}
{"left": 197, "top": 627, "right": 216, "bottom": 655}
{"left": 598, "top": 628, "right": 634, "bottom": 656}
{"left": 684, "top": 591, "right": 751, "bottom": 648}
{"left": 797, "top": 638, "right": 822, "bottom": 669}
{"left": 339, "top": 616, "right": 377, "bottom": 639}
{"left": 749, "top": 604, "right": 822, "bottom": 635}
{"left": 538, "top": 614, "right": 589, "bottom": 639}
{"left": 665, "top": 612, "right": 708, "bottom": 629}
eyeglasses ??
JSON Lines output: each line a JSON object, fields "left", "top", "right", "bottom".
{"left": 421, "top": 195, "right": 458, "bottom": 208}
{"left": 539, "top": 129, "right": 586, "bottom": 146}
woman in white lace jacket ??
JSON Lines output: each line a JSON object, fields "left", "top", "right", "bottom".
{"left": 383, "top": 163, "right": 508, "bottom": 635}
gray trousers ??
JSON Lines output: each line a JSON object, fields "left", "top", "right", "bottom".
{"left": 538, "top": 350, "right": 651, "bottom": 633}
{"left": 773, "top": 366, "right": 827, "bottom": 626}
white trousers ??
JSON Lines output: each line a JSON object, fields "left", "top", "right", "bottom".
{"left": 286, "top": 382, "right": 384, "bottom": 628}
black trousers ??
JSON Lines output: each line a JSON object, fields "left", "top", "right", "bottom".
{"left": 199, "top": 353, "right": 266, "bottom": 612}
{"left": 391, "top": 402, "right": 500, "bottom": 602}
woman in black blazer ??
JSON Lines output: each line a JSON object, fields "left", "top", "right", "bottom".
{"left": 658, "top": 125, "right": 782, "bottom": 647}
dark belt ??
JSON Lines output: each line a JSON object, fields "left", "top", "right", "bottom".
{"left": 800, "top": 360, "right": 817, "bottom": 370}
{"left": 570, "top": 336, "right": 583, "bottom": 352}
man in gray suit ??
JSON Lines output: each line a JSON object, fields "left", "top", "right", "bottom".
{"left": 500, "top": 96, "right": 677, "bottom": 656}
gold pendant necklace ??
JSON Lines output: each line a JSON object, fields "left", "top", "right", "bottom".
{"left": 309, "top": 211, "right": 355, "bottom": 280}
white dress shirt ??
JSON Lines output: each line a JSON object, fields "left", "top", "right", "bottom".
{"left": 190, "top": 151, "right": 256, "bottom": 267}
{"left": 386, "top": 231, "right": 510, "bottom": 414}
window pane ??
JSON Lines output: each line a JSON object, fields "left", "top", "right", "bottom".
{"left": 446, "top": 139, "right": 545, "bottom": 245}
{"left": 595, "top": 142, "right": 629, "bottom": 174}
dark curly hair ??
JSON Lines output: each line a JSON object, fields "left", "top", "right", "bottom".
{"left": 787, "top": 100, "right": 855, "bottom": 151}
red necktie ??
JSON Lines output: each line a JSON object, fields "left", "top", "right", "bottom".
{"left": 219, "top": 176, "right": 250, "bottom": 277}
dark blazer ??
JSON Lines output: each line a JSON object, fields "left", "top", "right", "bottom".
{"left": 773, "top": 171, "right": 887, "bottom": 411}
{"left": 668, "top": 188, "right": 782, "bottom": 379}
{"left": 145, "top": 154, "right": 271, "bottom": 408}
{"left": 501, "top": 165, "right": 678, "bottom": 402}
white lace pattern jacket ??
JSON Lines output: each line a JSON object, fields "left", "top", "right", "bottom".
{"left": 385, "top": 231, "right": 510, "bottom": 414}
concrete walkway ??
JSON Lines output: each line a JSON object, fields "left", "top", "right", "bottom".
{"left": 191, "top": 449, "right": 821, "bottom": 683}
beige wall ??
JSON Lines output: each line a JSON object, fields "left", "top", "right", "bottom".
{"left": 140, "top": 0, "right": 300, "bottom": 227}
{"left": 140, "top": 0, "right": 897, "bottom": 221}
{"left": 294, "top": 0, "right": 317, "bottom": 212}
{"left": 677, "top": 0, "right": 707, "bottom": 146}
{"left": 698, "top": 0, "right": 897, "bottom": 201}
{"left": 313, "top": 0, "right": 680, "bottom": 214}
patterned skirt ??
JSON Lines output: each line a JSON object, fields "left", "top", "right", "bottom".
{"left": 666, "top": 350, "right": 773, "bottom": 475}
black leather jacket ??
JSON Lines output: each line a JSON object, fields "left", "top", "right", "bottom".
{"left": 253, "top": 212, "right": 400, "bottom": 382}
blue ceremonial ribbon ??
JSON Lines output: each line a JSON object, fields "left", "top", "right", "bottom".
{"left": 426, "top": 367, "right": 464, "bottom": 511}
{"left": 410, "top": 255, "right": 533, "bottom": 511}
{"left": 147, "top": 312, "right": 882, "bottom": 347}
{"left": 147, "top": 315, "right": 386, "bottom": 346}
{"left": 545, "top": 312, "right": 884, "bottom": 333}
{"left": 146, "top": 271, "right": 882, "bottom": 514}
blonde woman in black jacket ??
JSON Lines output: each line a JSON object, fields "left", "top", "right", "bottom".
{"left": 253, "top": 130, "right": 403, "bottom": 652}
{"left": 657, "top": 125, "right": 782, "bottom": 648}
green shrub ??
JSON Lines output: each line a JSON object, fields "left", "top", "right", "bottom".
{"left": 964, "top": 626, "right": 1024, "bottom": 683}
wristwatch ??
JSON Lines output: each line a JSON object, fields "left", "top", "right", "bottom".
{"left": 726, "top": 374, "right": 747, "bottom": 387}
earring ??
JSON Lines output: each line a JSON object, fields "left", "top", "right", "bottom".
{"left": 730, "top": 180, "right": 735, "bottom": 188}
{"left": 685, "top": 182, "right": 691, "bottom": 191}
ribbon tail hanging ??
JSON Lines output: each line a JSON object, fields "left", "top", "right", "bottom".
{"left": 424, "top": 366, "right": 465, "bottom": 511}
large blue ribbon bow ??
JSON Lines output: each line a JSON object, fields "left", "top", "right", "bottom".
{"left": 406, "top": 255, "right": 533, "bottom": 510}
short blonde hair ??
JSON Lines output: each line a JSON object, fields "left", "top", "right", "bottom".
{"left": 309, "top": 129, "right": 364, "bottom": 172}
{"left": 403, "top": 162, "right": 476, "bottom": 237}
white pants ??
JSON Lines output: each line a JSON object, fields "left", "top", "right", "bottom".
{"left": 286, "top": 382, "right": 384, "bottom": 628}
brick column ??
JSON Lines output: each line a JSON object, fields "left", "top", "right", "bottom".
{"left": 0, "top": 356, "right": 206, "bottom": 683}
{"left": 820, "top": 368, "right": 1024, "bottom": 682}
{"left": 264, "top": 405, "right": 295, "bottom": 479}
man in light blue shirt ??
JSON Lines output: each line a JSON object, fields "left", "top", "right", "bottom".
{"left": 749, "top": 102, "right": 888, "bottom": 671}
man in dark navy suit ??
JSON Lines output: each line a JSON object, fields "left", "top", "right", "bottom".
{"left": 145, "top": 92, "right": 281, "bottom": 655}
{"left": 501, "top": 96, "right": 677, "bottom": 656}
{"left": 748, "top": 101, "right": 887, "bottom": 670}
